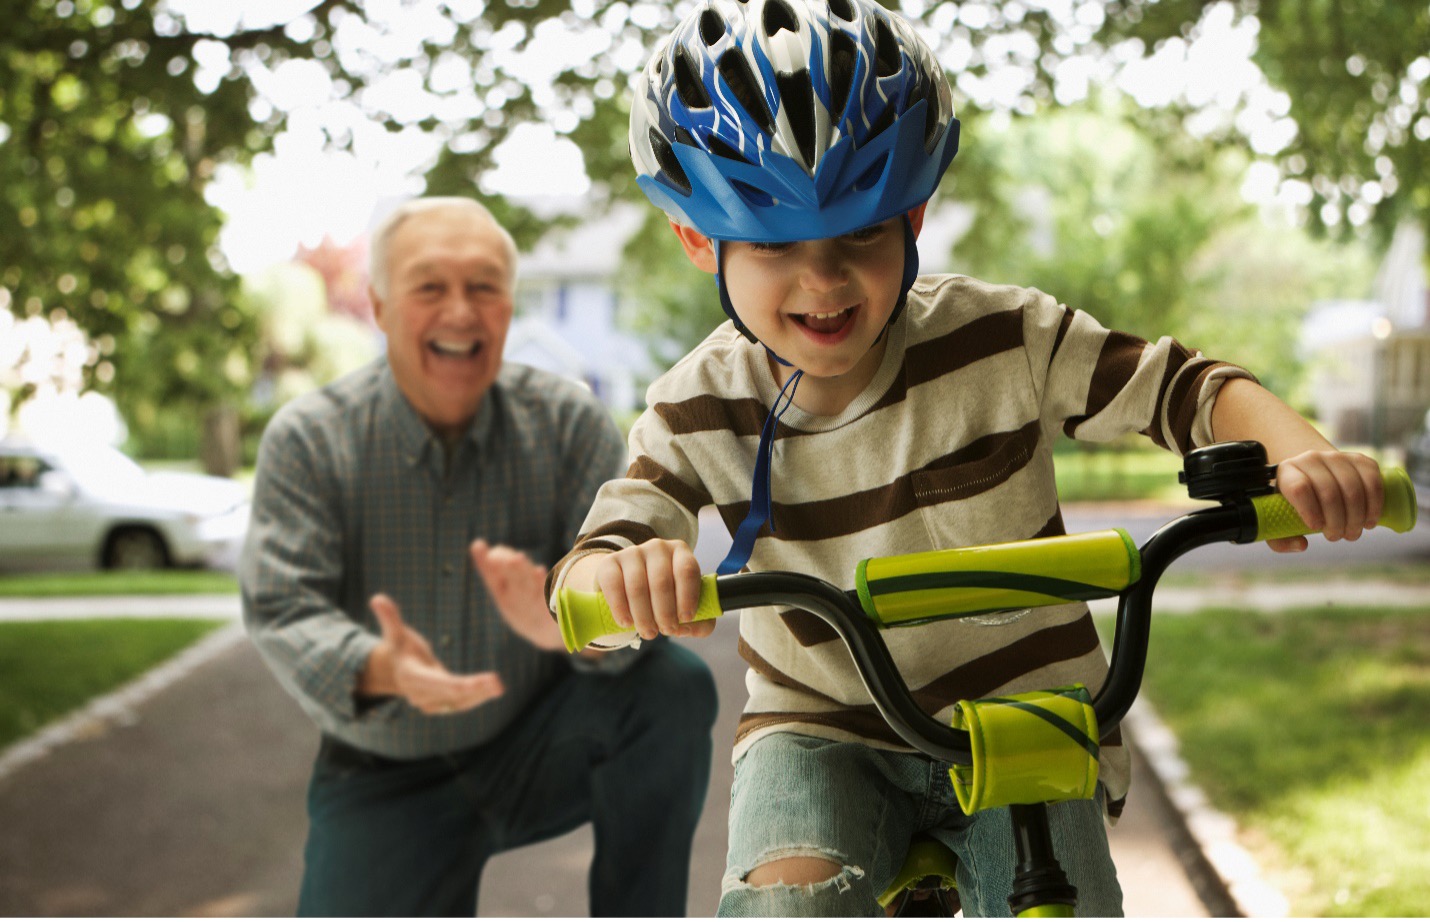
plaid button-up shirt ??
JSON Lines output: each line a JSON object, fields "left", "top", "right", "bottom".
{"left": 241, "top": 357, "right": 628, "bottom": 759}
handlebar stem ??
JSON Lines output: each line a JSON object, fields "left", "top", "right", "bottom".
{"left": 1093, "top": 505, "right": 1242, "bottom": 731}
{"left": 721, "top": 572, "right": 975, "bottom": 763}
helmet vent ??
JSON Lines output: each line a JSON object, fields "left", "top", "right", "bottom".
{"left": 732, "top": 179, "right": 776, "bottom": 207}
{"left": 874, "top": 15, "right": 900, "bottom": 78}
{"left": 776, "top": 71, "right": 816, "bottom": 166}
{"left": 829, "top": 29, "right": 856, "bottom": 123}
{"left": 828, "top": 0, "right": 854, "bottom": 22}
{"left": 649, "top": 128, "right": 693, "bottom": 195}
{"left": 707, "top": 133, "right": 749, "bottom": 163}
{"left": 866, "top": 98, "right": 896, "bottom": 139}
{"left": 674, "top": 47, "right": 713, "bottom": 110}
{"left": 763, "top": 0, "right": 799, "bottom": 36}
{"left": 699, "top": 8, "right": 725, "bottom": 45}
{"left": 852, "top": 153, "right": 887, "bottom": 191}
{"left": 719, "top": 50, "right": 776, "bottom": 135}
{"left": 918, "top": 84, "right": 941, "bottom": 149}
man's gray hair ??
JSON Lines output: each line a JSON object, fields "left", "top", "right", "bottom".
{"left": 368, "top": 197, "right": 520, "bottom": 300}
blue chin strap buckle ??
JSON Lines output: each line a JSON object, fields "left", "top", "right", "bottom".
{"left": 712, "top": 214, "right": 920, "bottom": 575}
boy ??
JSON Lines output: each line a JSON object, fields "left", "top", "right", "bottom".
{"left": 547, "top": 0, "right": 1384, "bottom": 914}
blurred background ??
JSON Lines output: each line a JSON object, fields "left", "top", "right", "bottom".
{"left": 2, "top": 0, "right": 1430, "bottom": 916}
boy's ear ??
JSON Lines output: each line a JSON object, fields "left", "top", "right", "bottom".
{"left": 669, "top": 221, "right": 719, "bottom": 275}
{"left": 907, "top": 202, "right": 930, "bottom": 239}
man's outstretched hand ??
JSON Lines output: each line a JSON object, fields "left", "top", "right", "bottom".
{"left": 358, "top": 593, "right": 505, "bottom": 715}
{"left": 470, "top": 539, "right": 567, "bottom": 652}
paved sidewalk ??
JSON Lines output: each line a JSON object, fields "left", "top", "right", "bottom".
{"left": 2, "top": 574, "right": 1422, "bottom": 915}
{"left": 0, "top": 609, "right": 1213, "bottom": 917}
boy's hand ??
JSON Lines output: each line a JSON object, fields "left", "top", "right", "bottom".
{"left": 1270, "top": 450, "right": 1384, "bottom": 553}
{"left": 596, "top": 539, "right": 715, "bottom": 642}
{"left": 360, "top": 593, "right": 505, "bottom": 714}
{"left": 470, "top": 539, "right": 565, "bottom": 651}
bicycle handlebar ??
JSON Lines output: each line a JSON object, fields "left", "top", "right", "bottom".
{"left": 557, "top": 465, "right": 1418, "bottom": 763}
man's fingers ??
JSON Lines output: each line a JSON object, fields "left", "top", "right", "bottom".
{"left": 402, "top": 667, "right": 506, "bottom": 714}
{"left": 369, "top": 593, "right": 406, "bottom": 648}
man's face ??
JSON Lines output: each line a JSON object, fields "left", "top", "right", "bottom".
{"left": 372, "top": 207, "right": 515, "bottom": 439}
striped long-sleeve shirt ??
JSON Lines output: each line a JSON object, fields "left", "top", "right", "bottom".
{"left": 552, "top": 274, "right": 1255, "bottom": 812}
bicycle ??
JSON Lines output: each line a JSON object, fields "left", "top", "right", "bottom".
{"left": 557, "top": 441, "right": 1419, "bottom": 917}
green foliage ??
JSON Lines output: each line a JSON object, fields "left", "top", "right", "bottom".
{"left": 0, "top": 617, "right": 226, "bottom": 749}
{"left": 615, "top": 210, "right": 726, "bottom": 370}
{"left": 1129, "top": 606, "right": 1430, "bottom": 916}
{"left": 947, "top": 101, "right": 1377, "bottom": 404}
{"left": 0, "top": 569, "right": 238, "bottom": 597}
{"left": 1098, "top": 0, "right": 1430, "bottom": 240}
{"left": 951, "top": 100, "right": 1248, "bottom": 343}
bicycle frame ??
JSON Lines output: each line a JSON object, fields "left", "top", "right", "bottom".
{"left": 556, "top": 443, "right": 1419, "bottom": 915}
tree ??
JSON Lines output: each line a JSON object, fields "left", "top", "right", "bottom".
{"left": 1096, "top": 0, "right": 1430, "bottom": 240}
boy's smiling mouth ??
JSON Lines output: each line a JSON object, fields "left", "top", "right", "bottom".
{"left": 791, "top": 304, "right": 858, "bottom": 342}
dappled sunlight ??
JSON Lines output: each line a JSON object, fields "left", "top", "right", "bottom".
{"left": 1142, "top": 606, "right": 1430, "bottom": 915}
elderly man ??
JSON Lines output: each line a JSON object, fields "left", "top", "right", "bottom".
{"left": 241, "top": 196, "right": 717, "bottom": 917}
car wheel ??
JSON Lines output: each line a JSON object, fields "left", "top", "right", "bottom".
{"left": 103, "top": 527, "right": 171, "bottom": 570}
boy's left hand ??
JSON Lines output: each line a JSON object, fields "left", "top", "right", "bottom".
{"left": 1270, "top": 450, "right": 1384, "bottom": 553}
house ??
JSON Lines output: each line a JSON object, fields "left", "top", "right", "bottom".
{"left": 508, "top": 202, "right": 656, "bottom": 414}
{"left": 1304, "top": 220, "right": 1430, "bottom": 447}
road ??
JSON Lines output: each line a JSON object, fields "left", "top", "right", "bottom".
{"left": 0, "top": 502, "right": 1422, "bottom": 916}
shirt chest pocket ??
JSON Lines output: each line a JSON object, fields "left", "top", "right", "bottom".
{"left": 907, "top": 431, "right": 1038, "bottom": 627}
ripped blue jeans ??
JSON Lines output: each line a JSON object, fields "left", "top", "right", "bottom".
{"left": 718, "top": 732, "right": 1123, "bottom": 917}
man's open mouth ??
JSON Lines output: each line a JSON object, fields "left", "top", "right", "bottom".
{"left": 428, "top": 339, "right": 483, "bottom": 359}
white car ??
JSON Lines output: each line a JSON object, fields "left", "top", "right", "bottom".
{"left": 0, "top": 438, "right": 250, "bottom": 571}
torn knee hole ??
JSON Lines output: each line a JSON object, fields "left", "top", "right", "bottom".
{"left": 745, "top": 855, "right": 846, "bottom": 889}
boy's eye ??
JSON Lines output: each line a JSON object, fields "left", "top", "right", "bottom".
{"left": 842, "top": 223, "right": 892, "bottom": 244}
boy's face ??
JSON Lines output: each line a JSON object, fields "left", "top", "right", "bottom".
{"left": 674, "top": 205, "right": 925, "bottom": 382}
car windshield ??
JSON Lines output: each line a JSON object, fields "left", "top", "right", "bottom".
{"left": 50, "top": 443, "right": 147, "bottom": 492}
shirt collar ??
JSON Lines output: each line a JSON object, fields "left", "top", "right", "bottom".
{"left": 378, "top": 360, "right": 499, "bottom": 468}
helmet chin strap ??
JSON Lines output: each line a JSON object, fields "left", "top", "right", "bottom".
{"left": 712, "top": 215, "right": 919, "bottom": 575}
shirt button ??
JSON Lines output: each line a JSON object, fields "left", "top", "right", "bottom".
{"left": 443, "top": 563, "right": 455, "bottom": 576}
{"left": 440, "top": 635, "right": 452, "bottom": 647}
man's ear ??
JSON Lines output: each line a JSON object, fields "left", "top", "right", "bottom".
{"left": 369, "top": 286, "right": 387, "bottom": 329}
{"left": 907, "top": 201, "right": 930, "bottom": 239}
{"left": 669, "top": 221, "right": 718, "bottom": 275}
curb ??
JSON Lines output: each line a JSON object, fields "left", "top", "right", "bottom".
{"left": 1125, "top": 701, "right": 1291, "bottom": 918}
{"left": 0, "top": 622, "right": 247, "bottom": 785}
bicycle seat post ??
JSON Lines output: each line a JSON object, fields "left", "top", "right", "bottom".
{"left": 1005, "top": 803, "right": 1077, "bottom": 916}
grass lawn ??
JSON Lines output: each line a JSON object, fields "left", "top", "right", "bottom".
{"left": 1052, "top": 444, "right": 1188, "bottom": 504}
{"left": 1122, "top": 606, "right": 1430, "bottom": 916}
{"left": 0, "top": 569, "right": 238, "bottom": 598}
{"left": 0, "top": 618, "right": 227, "bottom": 750}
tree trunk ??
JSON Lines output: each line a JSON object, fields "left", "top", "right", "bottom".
{"left": 200, "top": 404, "right": 241, "bottom": 477}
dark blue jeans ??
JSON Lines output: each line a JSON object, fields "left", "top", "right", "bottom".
{"left": 297, "top": 641, "right": 718, "bottom": 917}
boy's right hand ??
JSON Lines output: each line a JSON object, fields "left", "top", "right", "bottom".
{"left": 594, "top": 539, "right": 715, "bottom": 642}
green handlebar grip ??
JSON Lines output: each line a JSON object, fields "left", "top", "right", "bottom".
{"left": 1253, "top": 467, "right": 1418, "bottom": 542}
{"left": 556, "top": 574, "right": 724, "bottom": 653}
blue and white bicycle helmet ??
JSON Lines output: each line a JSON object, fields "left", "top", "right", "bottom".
{"left": 629, "top": 0, "right": 959, "bottom": 246}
